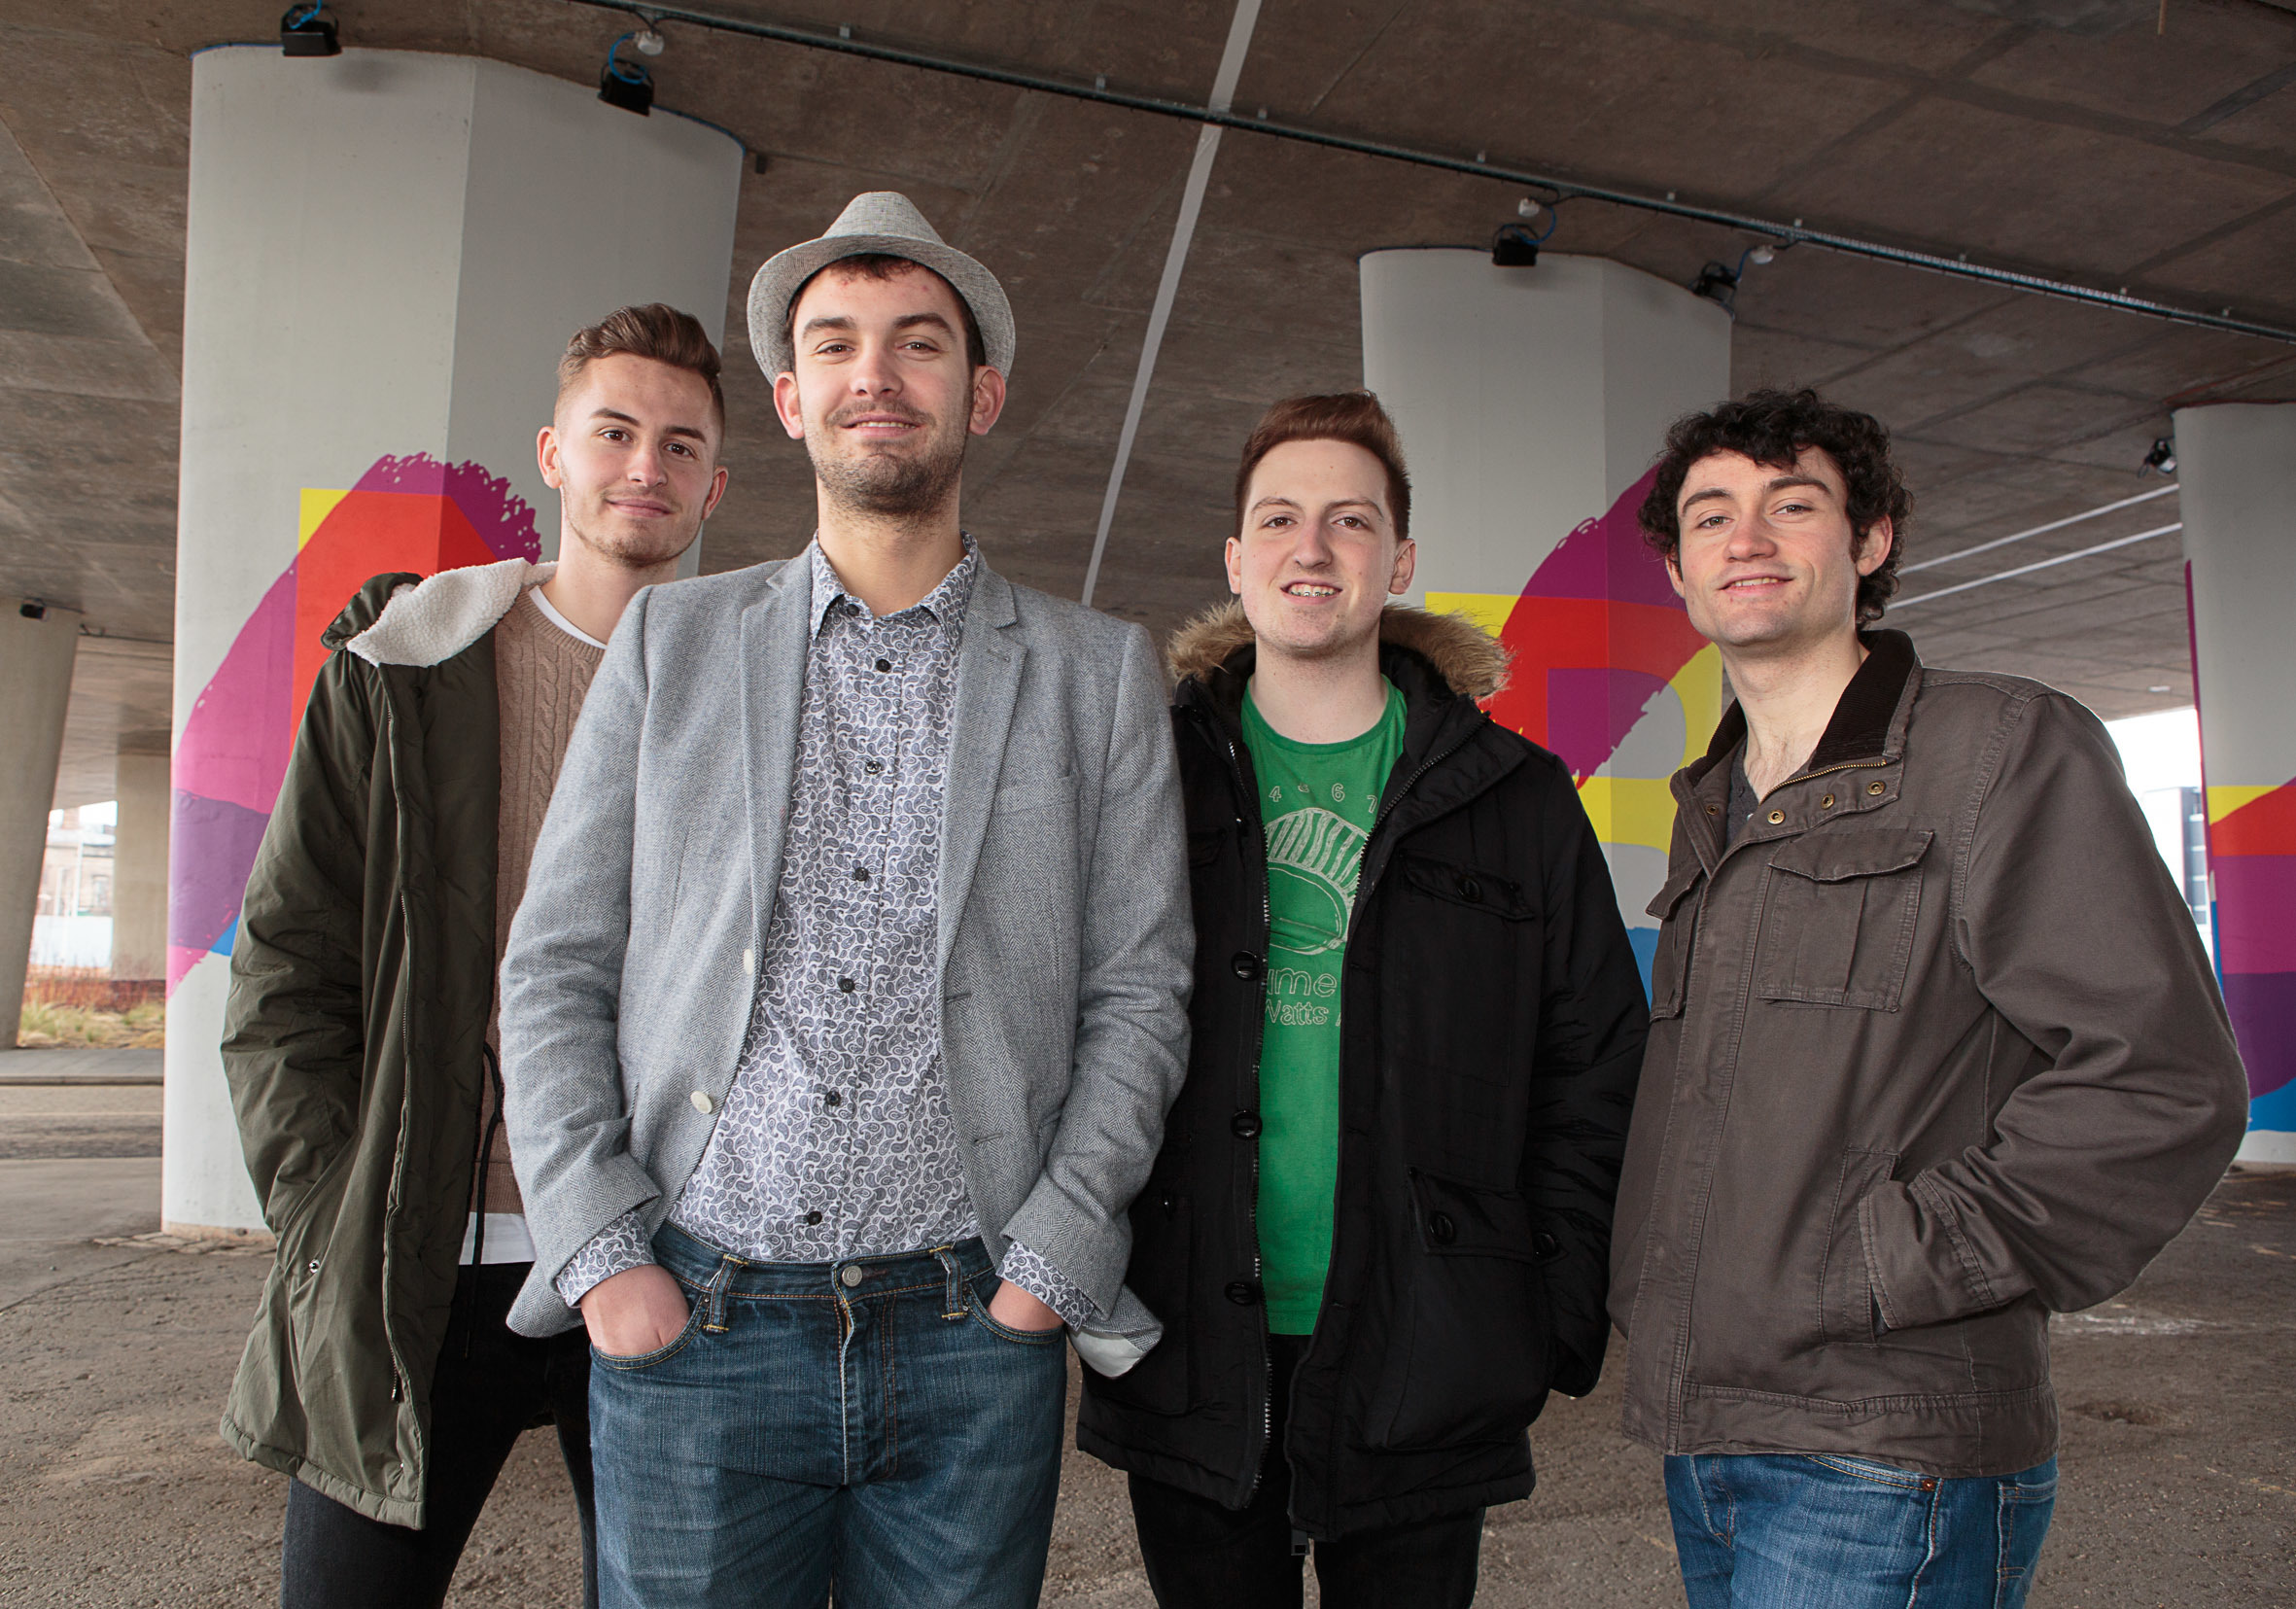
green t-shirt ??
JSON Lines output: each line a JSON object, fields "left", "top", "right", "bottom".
{"left": 1241, "top": 680, "right": 1407, "bottom": 1335}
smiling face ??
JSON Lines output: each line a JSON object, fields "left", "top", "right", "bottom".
{"left": 1667, "top": 446, "right": 1890, "bottom": 657}
{"left": 1228, "top": 437, "right": 1415, "bottom": 664}
{"left": 773, "top": 261, "right": 1004, "bottom": 520}
{"left": 539, "top": 353, "right": 727, "bottom": 570}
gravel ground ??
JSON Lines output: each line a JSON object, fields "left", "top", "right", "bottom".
{"left": 2, "top": 1079, "right": 2286, "bottom": 1606}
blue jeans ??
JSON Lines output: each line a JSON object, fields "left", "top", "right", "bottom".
{"left": 588, "top": 1224, "right": 1067, "bottom": 1609}
{"left": 1665, "top": 1452, "right": 2058, "bottom": 1609}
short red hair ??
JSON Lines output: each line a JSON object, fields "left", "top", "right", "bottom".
{"left": 1233, "top": 390, "right": 1412, "bottom": 542}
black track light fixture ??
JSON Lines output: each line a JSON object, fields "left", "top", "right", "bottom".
{"left": 2140, "top": 437, "right": 2176, "bottom": 477}
{"left": 280, "top": 3, "right": 341, "bottom": 56}
{"left": 599, "top": 31, "right": 659, "bottom": 116}
{"left": 1491, "top": 223, "right": 1541, "bottom": 268}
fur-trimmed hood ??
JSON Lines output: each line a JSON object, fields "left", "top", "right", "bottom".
{"left": 332, "top": 557, "right": 558, "bottom": 669}
{"left": 1165, "top": 600, "right": 1510, "bottom": 700}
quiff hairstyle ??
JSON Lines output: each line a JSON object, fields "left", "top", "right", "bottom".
{"left": 1638, "top": 387, "right": 1911, "bottom": 624}
{"left": 781, "top": 253, "right": 989, "bottom": 371}
{"left": 557, "top": 302, "right": 725, "bottom": 431}
{"left": 1234, "top": 390, "right": 1412, "bottom": 542}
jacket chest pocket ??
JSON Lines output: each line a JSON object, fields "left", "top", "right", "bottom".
{"left": 1643, "top": 863, "right": 1705, "bottom": 1020}
{"left": 1756, "top": 827, "right": 1931, "bottom": 1011}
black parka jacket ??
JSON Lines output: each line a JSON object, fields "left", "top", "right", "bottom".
{"left": 1077, "top": 604, "right": 1649, "bottom": 1539}
{"left": 220, "top": 564, "right": 535, "bottom": 1526}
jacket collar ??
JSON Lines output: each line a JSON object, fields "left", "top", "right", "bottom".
{"left": 1691, "top": 627, "right": 1921, "bottom": 785}
{"left": 336, "top": 557, "right": 556, "bottom": 667}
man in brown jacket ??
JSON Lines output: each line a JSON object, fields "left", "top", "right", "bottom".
{"left": 1609, "top": 387, "right": 2248, "bottom": 1609}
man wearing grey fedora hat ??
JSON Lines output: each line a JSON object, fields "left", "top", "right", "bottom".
{"left": 498, "top": 191, "right": 1194, "bottom": 1609}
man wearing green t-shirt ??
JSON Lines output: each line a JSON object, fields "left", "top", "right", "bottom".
{"left": 1079, "top": 392, "right": 1649, "bottom": 1606}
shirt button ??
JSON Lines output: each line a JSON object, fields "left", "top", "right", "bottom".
{"left": 805, "top": 1209, "right": 822, "bottom": 1225}
{"left": 690, "top": 1090, "right": 714, "bottom": 1115}
{"left": 838, "top": 976, "right": 856, "bottom": 994}
{"left": 841, "top": 1265, "right": 865, "bottom": 1288}
{"left": 875, "top": 657, "right": 891, "bottom": 672}
{"left": 864, "top": 759, "right": 885, "bottom": 776}
{"left": 852, "top": 866, "right": 870, "bottom": 882}
{"left": 824, "top": 1090, "right": 843, "bottom": 1107}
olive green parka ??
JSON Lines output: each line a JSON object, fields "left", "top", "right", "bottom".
{"left": 219, "top": 559, "right": 545, "bottom": 1526}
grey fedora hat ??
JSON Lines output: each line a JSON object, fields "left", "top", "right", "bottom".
{"left": 748, "top": 192, "right": 1016, "bottom": 380}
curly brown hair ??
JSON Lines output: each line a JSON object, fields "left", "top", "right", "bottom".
{"left": 1637, "top": 388, "right": 1912, "bottom": 624}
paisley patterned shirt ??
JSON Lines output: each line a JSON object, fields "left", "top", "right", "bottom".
{"left": 555, "top": 539, "right": 1092, "bottom": 1326}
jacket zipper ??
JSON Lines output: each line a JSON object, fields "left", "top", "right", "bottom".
{"left": 1207, "top": 713, "right": 1278, "bottom": 1504}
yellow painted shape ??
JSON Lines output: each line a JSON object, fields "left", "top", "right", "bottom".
{"left": 1668, "top": 644, "right": 1724, "bottom": 767}
{"left": 1422, "top": 591, "right": 1517, "bottom": 639}
{"left": 2208, "top": 784, "right": 2279, "bottom": 823}
{"left": 298, "top": 488, "right": 351, "bottom": 549}
{"left": 1576, "top": 776, "right": 1679, "bottom": 853}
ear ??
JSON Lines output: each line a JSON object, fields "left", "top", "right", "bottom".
{"left": 1854, "top": 516, "right": 1895, "bottom": 577}
{"left": 969, "top": 366, "right": 1008, "bottom": 437}
{"left": 1224, "top": 535, "right": 1245, "bottom": 597}
{"left": 538, "top": 424, "right": 563, "bottom": 490}
{"left": 1665, "top": 550, "right": 1687, "bottom": 600}
{"left": 773, "top": 371, "right": 806, "bottom": 441}
{"left": 1388, "top": 538, "right": 1416, "bottom": 597}
{"left": 702, "top": 464, "right": 731, "bottom": 520}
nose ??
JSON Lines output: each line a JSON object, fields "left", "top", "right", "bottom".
{"left": 1726, "top": 514, "right": 1778, "bottom": 559}
{"left": 849, "top": 340, "right": 901, "bottom": 400}
{"left": 1292, "top": 520, "right": 1336, "bottom": 566}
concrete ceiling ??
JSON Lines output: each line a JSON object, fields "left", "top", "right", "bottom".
{"left": 5, "top": 0, "right": 2294, "bottom": 807}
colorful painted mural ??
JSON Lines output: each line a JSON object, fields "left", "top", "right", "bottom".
{"left": 2207, "top": 778, "right": 2295, "bottom": 1132}
{"left": 166, "top": 455, "right": 540, "bottom": 992}
{"left": 1429, "top": 468, "right": 1723, "bottom": 989}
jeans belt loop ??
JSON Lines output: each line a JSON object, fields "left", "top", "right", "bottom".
{"left": 701, "top": 1254, "right": 738, "bottom": 1333}
{"left": 932, "top": 1244, "right": 966, "bottom": 1320}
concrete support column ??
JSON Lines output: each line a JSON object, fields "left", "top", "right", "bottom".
{"left": 111, "top": 751, "right": 168, "bottom": 986}
{"left": 164, "top": 47, "right": 741, "bottom": 1235}
{"left": 1361, "top": 251, "right": 1731, "bottom": 983}
{"left": 0, "top": 604, "right": 81, "bottom": 1044}
{"left": 2174, "top": 402, "right": 2296, "bottom": 1162}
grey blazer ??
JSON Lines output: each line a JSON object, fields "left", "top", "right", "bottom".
{"left": 498, "top": 554, "right": 1193, "bottom": 1351}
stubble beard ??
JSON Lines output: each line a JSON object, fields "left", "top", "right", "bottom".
{"left": 812, "top": 414, "right": 967, "bottom": 521}
{"left": 565, "top": 496, "right": 699, "bottom": 572}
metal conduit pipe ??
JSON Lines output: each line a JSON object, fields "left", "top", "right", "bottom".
{"left": 1900, "top": 483, "right": 2179, "bottom": 575}
{"left": 569, "top": 0, "right": 2296, "bottom": 347}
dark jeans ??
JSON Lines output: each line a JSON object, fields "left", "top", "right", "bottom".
{"left": 1128, "top": 1334, "right": 1485, "bottom": 1608}
{"left": 280, "top": 1261, "right": 597, "bottom": 1609}
{"left": 587, "top": 1224, "right": 1067, "bottom": 1609}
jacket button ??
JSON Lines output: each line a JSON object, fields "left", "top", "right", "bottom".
{"left": 1457, "top": 876, "right": 1481, "bottom": 902}
{"left": 1767, "top": 809, "right": 1785, "bottom": 824}
{"left": 690, "top": 1090, "right": 715, "bottom": 1115}
{"left": 1231, "top": 1111, "right": 1262, "bottom": 1138}
{"left": 1821, "top": 793, "right": 1835, "bottom": 809}
{"left": 1225, "top": 1279, "right": 1261, "bottom": 1306}
{"left": 1868, "top": 781, "right": 1887, "bottom": 796}
{"left": 1531, "top": 1231, "right": 1561, "bottom": 1260}
{"left": 1705, "top": 804, "right": 1721, "bottom": 816}
{"left": 1231, "top": 952, "right": 1264, "bottom": 981}
{"left": 1428, "top": 1211, "right": 1457, "bottom": 1244}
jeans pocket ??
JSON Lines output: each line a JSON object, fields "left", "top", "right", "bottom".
{"left": 1801, "top": 1452, "right": 1929, "bottom": 1488}
{"left": 591, "top": 1282, "right": 705, "bottom": 1371}
{"left": 967, "top": 1280, "right": 1065, "bottom": 1347}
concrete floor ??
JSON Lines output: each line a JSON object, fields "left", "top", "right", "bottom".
{"left": 0, "top": 1074, "right": 2287, "bottom": 1606}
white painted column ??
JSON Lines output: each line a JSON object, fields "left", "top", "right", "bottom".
{"left": 111, "top": 750, "right": 169, "bottom": 985}
{"left": 0, "top": 604, "right": 80, "bottom": 1044}
{"left": 2174, "top": 402, "right": 2296, "bottom": 1162}
{"left": 1362, "top": 251, "right": 1731, "bottom": 985}
{"left": 165, "top": 47, "right": 742, "bottom": 1235}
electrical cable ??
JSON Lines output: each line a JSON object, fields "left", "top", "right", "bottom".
{"left": 558, "top": 0, "right": 2296, "bottom": 347}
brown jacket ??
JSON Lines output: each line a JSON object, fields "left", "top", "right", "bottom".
{"left": 1610, "top": 630, "right": 2247, "bottom": 1477}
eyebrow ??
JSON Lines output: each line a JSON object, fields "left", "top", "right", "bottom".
{"left": 797, "top": 311, "right": 957, "bottom": 341}
{"left": 590, "top": 406, "right": 709, "bottom": 443}
{"left": 1679, "top": 473, "right": 1832, "bottom": 514}
{"left": 1247, "top": 495, "right": 1386, "bottom": 516}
